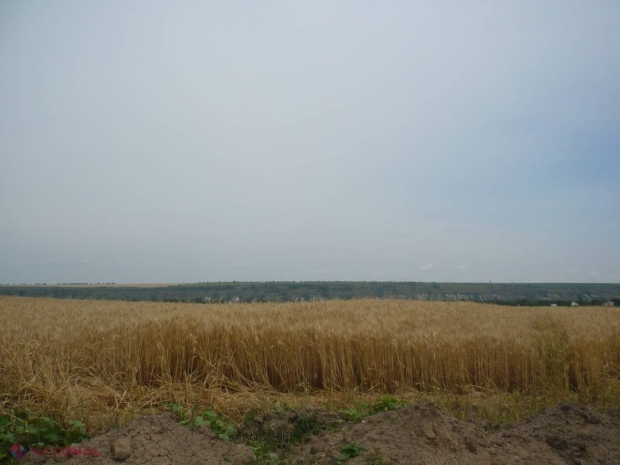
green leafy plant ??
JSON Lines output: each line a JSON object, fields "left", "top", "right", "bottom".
{"left": 342, "top": 407, "right": 365, "bottom": 422}
{"left": 250, "top": 441, "right": 286, "bottom": 465}
{"left": 192, "top": 410, "right": 237, "bottom": 441}
{"left": 336, "top": 442, "right": 364, "bottom": 462}
{"left": 290, "top": 414, "right": 326, "bottom": 444}
{"left": 170, "top": 404, "right": 236, "bottom": 441}
{"left": 0, "top": 408, "right": 88, "bottom": 464}
{"left": 341, "top": 396, "right": 405, "bottom": 423}
{"left": 370, "top": 396, "right": 404, "bottom": 414}
{"left": 169, "top": 403, "right": 186, "bottom": 421}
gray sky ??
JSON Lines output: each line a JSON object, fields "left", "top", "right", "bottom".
{"left": 1, "top": 1, "right": 619, "bottom": 284}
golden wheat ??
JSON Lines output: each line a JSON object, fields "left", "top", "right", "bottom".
{"left": 1, "top": 296, "right": 619, "bottom": 430}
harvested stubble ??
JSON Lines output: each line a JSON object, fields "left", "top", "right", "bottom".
{"left": 1, "top": 297, "right": 619, "bottom": 430}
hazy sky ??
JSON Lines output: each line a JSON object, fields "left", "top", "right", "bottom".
{"left": 1, "top": 1, "right": 619, "bottom": 284}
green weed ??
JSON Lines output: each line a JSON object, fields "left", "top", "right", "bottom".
{"left": 342, "top": 396, "right": 406, "bottom": 422}
{"left": 370, "top": 396, "right": 405, "bottom": 414}
{"left": 336, "top": 442, "right": 364, "bottom": 462}
{"left": 341, "top": 406, "right": 365, "bottom": 422}
{"left": 290, "top": 414, "right": 326, "bottom": 444}
{"left": 0, "top": 408, "right": 88, "bottom": 464}
{"left": 170, "top": 404, "right": 237, "bottom": 441}
{"left": 250, "top": 441, "right": 286, "bottom": 465}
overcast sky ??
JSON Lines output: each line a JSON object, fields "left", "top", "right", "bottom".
{"left": 1, "top": 1, "right": 619, "bottom": 284}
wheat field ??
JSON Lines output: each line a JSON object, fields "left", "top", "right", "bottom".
{"left": 1, "top": 296, "right": 619, "bottom": 431}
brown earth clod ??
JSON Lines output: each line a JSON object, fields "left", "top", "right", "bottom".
{"left": 111, "top": 438, "right": 131, "bottom": 462}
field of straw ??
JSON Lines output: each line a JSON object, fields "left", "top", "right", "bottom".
{"left": 1, "top": 296, "right": 619, "bottom": 431}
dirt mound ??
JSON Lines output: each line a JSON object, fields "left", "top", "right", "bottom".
{"left": 21, "top": 413, "right": 252, "bottom": 465}
{"left": 293, "top": 402, "right": 620, "bottom": 465}
{"left": 18, "top": 403, "right": 620, "bottom": 465}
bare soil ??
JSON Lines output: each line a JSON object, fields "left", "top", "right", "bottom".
{"left": 21, "top": 403, "right": 620, "bottom": 465}
{"left": 293, "top": 403, "right": 620, "bottom": 465}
